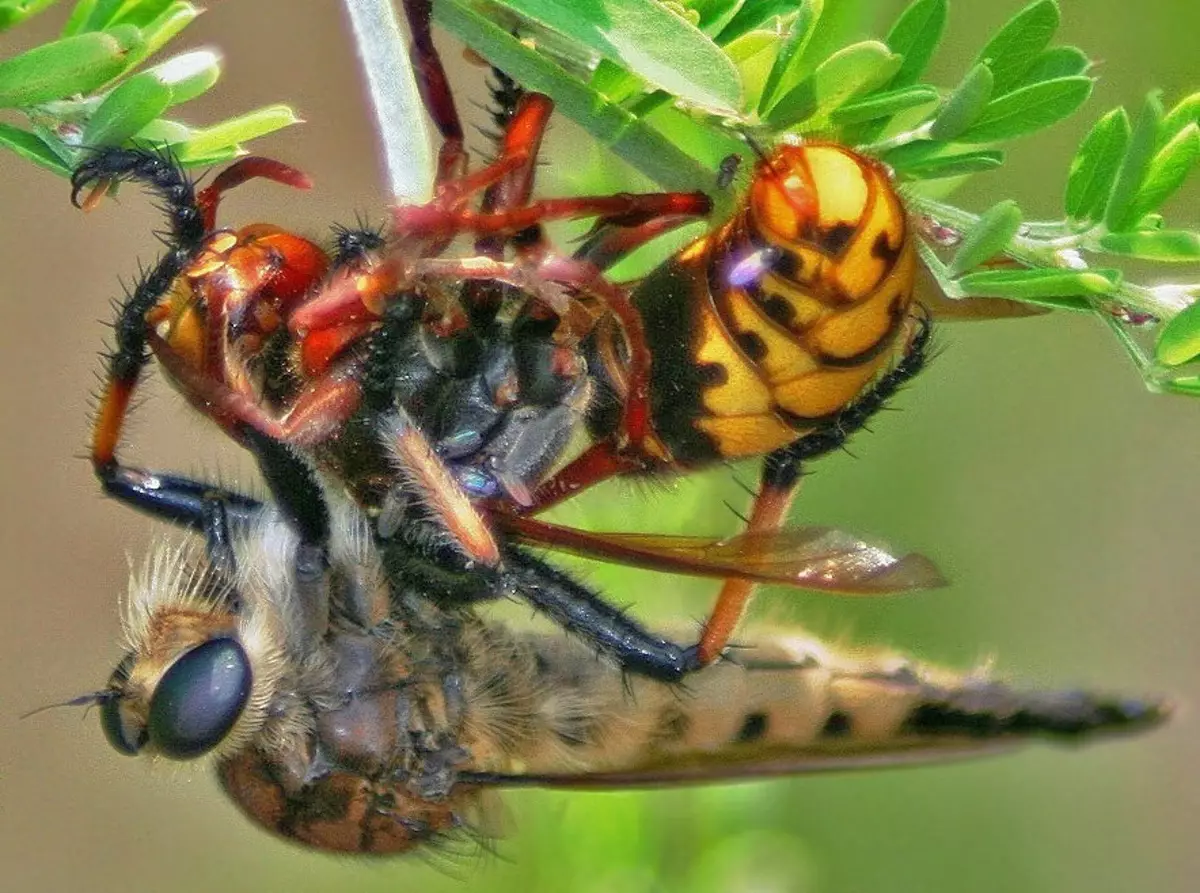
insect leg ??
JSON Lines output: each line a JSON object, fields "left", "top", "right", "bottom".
{"left": 74, "top": 149, "right": 207, "bottom": 476}
{"left": 401, "top": 0, "right": 466, "bottom": 185}
{"left": 693, "top": 313, "right": 934, "bottom": 665}
{"left": 195, "top": 156, "right": 312, "bottom": 229}
{"left": 394, "top": 192, "right": 711, "bottom": 242}
{"left": 503, "top": 548, "right": 697, "bottom": 682}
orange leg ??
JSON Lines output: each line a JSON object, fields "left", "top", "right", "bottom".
{"left": 692, "top": 471, "right": 801, "bottom": 665}
{"left": 692, "top": 313, "right": 934, "bottom": 665}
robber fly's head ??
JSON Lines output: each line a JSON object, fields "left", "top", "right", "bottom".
{"left": 96, "top": 538, "right": 289, "bottom": 761}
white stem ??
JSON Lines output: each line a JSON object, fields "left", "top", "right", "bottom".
{"left": 342, "top": 0, "right": 434, "bottom": 202}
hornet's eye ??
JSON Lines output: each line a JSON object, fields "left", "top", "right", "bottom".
{"left": 148, "top": 638, "right": 252, "bottom": 759}
{"left": 100, "top": 653, "right": 146, "bottom": 756}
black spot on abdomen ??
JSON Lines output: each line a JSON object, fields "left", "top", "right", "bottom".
{"left": 735, "top": 711, "right": 769, "bottom": 744}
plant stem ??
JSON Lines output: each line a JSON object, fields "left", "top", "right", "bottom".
{"left": 342, "top": 0, "right": 433, "bottom": 202}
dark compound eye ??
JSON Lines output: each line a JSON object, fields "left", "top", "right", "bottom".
{"left": 148, "top": 638, "right": 252, "bottom": 759}
{"left": 100, "top": 694, "right": 147, "bottom": 756}
{"left": 100, "top": 652, "right": 146, "bottom": 756}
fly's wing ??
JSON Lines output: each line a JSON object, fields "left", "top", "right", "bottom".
{"left": 500, "top": 516, "right": 945, "bottom": 593}
{"left": 461, "top": 743, "right": 1019, "bottom": 790}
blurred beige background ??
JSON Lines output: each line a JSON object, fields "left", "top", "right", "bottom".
{"left": 1, "top": 2, "right": 1198, "bottom": 892}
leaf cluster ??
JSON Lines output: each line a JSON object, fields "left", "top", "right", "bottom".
{"left": 0, "top": 0, "right": 298, "bottom": 177}
{"left": 433, "top": 0, "right": 1200, "bottom": 395}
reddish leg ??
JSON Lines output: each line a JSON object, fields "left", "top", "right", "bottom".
{"left": 197, "top": 157, "right": 313, "bottom": 230}
{"left": 148, "top": 328, "right": 365, "bottom": 448}
{"left": 402, "top": 0, "right": 467, "bottom": 186}
{"left": 395, "top": 191, "right": 710, "bottom": 243}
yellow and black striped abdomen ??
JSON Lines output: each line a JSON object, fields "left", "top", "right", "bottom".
{"left": 633, "top": 142, "right": 916, "bottom": 464}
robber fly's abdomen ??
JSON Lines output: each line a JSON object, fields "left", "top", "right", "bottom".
{"left": 482, "top": 631, "right": 1167, "bottom": 783}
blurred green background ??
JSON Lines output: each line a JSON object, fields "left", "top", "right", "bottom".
{"left": 1, "top": 2, "right": 1197, "bottom": 891}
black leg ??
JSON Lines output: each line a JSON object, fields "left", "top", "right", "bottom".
{"left": 502, "top": 547, "right": 699, "bottom": 682}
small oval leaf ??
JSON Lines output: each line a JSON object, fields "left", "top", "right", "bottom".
{"left": 1022, "top": 45, "right": 1090, "bottom": 83}
{"left": 958, "top": 75, "right": 1093, "bottom": 144}
{"left": 957, "top": 267, "right": 1120, "bottom": 302}
{"left": 1099, "top": 230, "right": 1200, "bottom": 263}
{"left": 766, "top": 41, "right": 901, "bottom": 129}
{"left": 929, "top": 63, "right": 993, "bottom": 141}
{"left": 974, "top": 0, "right": 1060, "bottom": 96}
{"left": 495, "top": 0, "right": 743, "bottom": 112}
{"left": 173, "top": 104, "right": 300, "bottom": 161}
{"left": 948, "top": 200, "right": 1023, "bottom": 277}
{"left": 884, "top": 0, "right": 947, "bottom": 88}
{"left": 895, "top": 149, "right": 1004, "bottom": 180}
{"left": 0, "top": 121, "right": 69, "bottom": 174}
{"left": 830, "top": 84, "right": 939, "bottom": 127}
{"left": 1065, "top": 106, "right": 1130, "bottom": 222}
{"left": 758, "top": 0, "right": 822, "bottom": 115}
{"left": 147, "top": 49, "right": 221, "bottom": 106}
{"left": 1128, "top": 123, "right": 1200, "bottom": 222}
{"left": 1156, "top": 299, "right": 1200, "bottom": 366}
{"left": 0, "top": 27, "right": 143, "bottom": 107}
{"left": 82, "top": 70, "right": 173, "bottom": 147}
{"left": 1104, "top": 91, "right": 1165, "bottom": 233}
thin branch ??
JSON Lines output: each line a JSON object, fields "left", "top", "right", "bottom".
{"left": 341, "top": 0, "right": 434, "bottom": 203}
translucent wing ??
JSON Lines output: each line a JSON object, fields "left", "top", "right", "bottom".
{"left": 500, "top": 516, "right": 946, "bottom": 594}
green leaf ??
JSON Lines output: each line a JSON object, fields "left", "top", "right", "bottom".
{"left": 81, "top": 69, "right": 173, "bottom": 146}
{"left": 1105, "top": 91, "right": 1164, "bottom": 232}
{"left": 895, "top": 149, "right": 1004, "bottom": 180}
{"left": 137, "top": 2, "right": 201, "bottom": 61}
{"left": 172, "top": 104, "right": 300, "bottom": 160}
{"left": 0, "top": 27, "right": 143, "bottom": 107}
{"left": 1162, "top": 375, "right": 1200, "bottom": 397}
{"left": 1161, "top": 92, "right": 1200, "bottom": 138}
{"left": 1156, "top": 299, "right": 1200, "bottom": 366}
{"left": 61, "top": 0, "right": 97, "bottom": 35}
{"left": 1099, "top": 230, "right": 1200, "bottom": 262}
{"left": 686, "top": 0, "right": 745, "bottom": 37}
{"left": 929, "top": 63, "right": 993, "bottom": 141}
{"left": 1022, "top": 45, "right": 1090, "bottom": 83}
{"left": 111, "top": 0, "right": 186, "bottom": 28}
{"left": 883, "top": 0, "right": 947, "bottom": 88}
{"left": 590, "top": 59, "right": 643, "bottom": 104}
{"left": 723, "top": 28, "right": 781, "bottom": 114}
{"left": 956, "top": 267, "right": 1120, "bottom": 303}
{"left": 758, "top": 0, "right": 821, "bottom": 115}
{"left": 1064, "top": 107, "right": 1130, "bottom": 221}
{"left": 716, "top": 0, "right": 793, "bottom": 42}
{"left": 145, "top": 48, "right": 221, "bottom": 106}
{"left": 766, "top": 40, "right": 901, "bottom": 129}
{"left": 1128, "top": 123, "right": 1200, "bottom": 222}
{"left": 829, "top": 84, "right": 938, "bottom": 126}
{"left": 131, "top": 116, "right": 193, "bottom": 144}
{"left": 0, "top": 121, "right": 69, "bottom": 174}
{"left": 0, "top": 0, "right": 57, "bottom": 31}
{"left": 974, "top": 0, "right": 1059, "bottom": 96}
{"left": 435, "top": 0, "right": 718, "bottom": 193}
{"left": 948, "top": 200, "right": 1023, "bottom": 277}
{"left": 76, "top": 0, "right": 130, "bottom": 32}
{"left": 958, "top": 76, "right": 1092, "bottom": 143}
{"left": 494, "top": 0, "right": 742, "bottom": 112}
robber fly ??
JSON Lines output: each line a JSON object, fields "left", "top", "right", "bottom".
{"left": 81, "top": 430, "right": 1165, "bottom": 854}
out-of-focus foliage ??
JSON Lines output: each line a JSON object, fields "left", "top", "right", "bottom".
{"left": 0, "top": 0, "right": 298, "bottom": 175}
